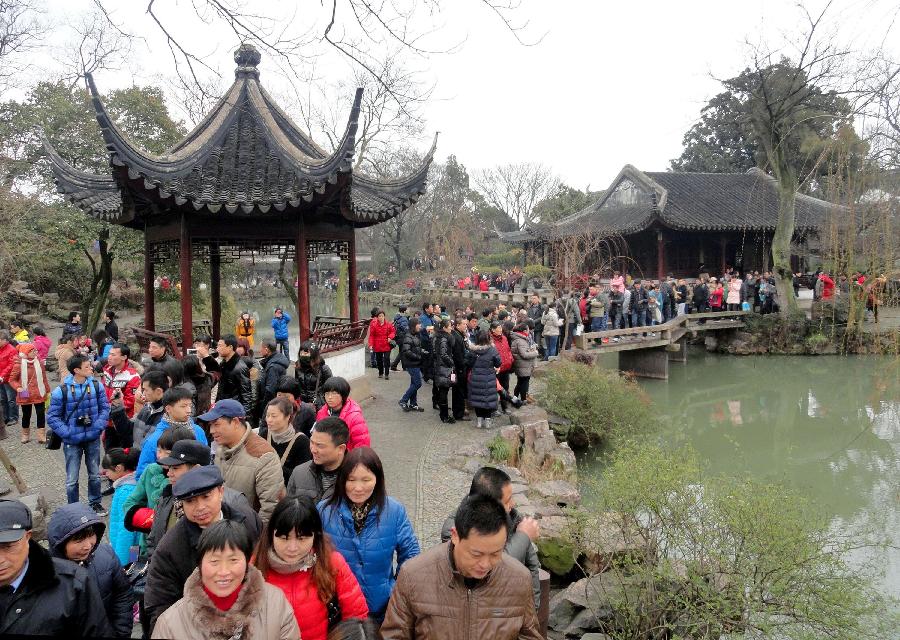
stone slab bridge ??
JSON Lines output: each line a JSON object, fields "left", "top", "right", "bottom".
{"left": 571, "top": 310, "right": 750, "bottom": 379}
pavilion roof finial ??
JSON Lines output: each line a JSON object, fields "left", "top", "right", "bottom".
{"left": 234, "top": 43, "right": 261, "bottom": 78}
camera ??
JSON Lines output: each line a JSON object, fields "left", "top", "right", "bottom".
{"left": 76, "top": 415, "right": 92, "bottom": 427}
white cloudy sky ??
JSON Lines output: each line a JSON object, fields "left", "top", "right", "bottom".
{"left": 33, "top": 0, "right": 900, "bottom": 189}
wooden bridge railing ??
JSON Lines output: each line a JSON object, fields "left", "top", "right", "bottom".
{"left": 421, "top": 286, "right": 555, "bottom": 306}
{"left": 574, "top": 310, "right": 750, "bottom": 351}
{"left": 310, "top": 317, "right": 370, "bottom": 355}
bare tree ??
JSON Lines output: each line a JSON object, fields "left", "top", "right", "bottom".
{"left": 861, "top": 54, "right": 900, "bottom": 170}
{"left": 58, "top": 9, "right": 131, "bottom": 88}
{"left": 89, "top": 0, "right": 541, "bottom": 110}
{"left": 0, "top": 0, "right": 43, "bottom": 93}
{"left": 474, "top": 162, "right": 561, "bottom": 230}
{"left": 736, "top": 1, "right": 857, "bottom": 316}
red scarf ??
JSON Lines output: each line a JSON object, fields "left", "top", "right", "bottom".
{"left": 203, "top": 583, "right": 243, "bottom": 611}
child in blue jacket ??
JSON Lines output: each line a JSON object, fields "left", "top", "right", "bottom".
{"left": 135, "top": 387, "right": 207, "bottom": 479}
{"left": 101, "top": 447, "right": 141, "bottom": 566}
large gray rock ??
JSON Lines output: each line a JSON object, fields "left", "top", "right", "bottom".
{"left": 533, "top": 432, "right": 560, "bottom": 463}
{"left": 543, "top": 442, "right": 577, "bottom": 474}
{"left": 510, "top": 405, "right": 549, "bottom": 426}
{"left": 523, "top": 419, "right": 552, "bottom": 450}
{"left": 548, "top": 573, "right": 639, "bottom": 635}
{"left": 580, "top": 512, "right": 652, "bottom": 574}
{"left": 17, "top": 493, "right": 49, "bottom": 542}
{"left": 533, "top": 480, "right": 581, "bottom": 506}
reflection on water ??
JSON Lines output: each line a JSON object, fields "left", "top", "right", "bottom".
{"left": 580, "top": 351, "right": 900, "bottom": 597}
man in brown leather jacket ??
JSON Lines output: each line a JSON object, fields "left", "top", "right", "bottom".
{"left": 381, "top": 495, "right": 541, "bottom": 640}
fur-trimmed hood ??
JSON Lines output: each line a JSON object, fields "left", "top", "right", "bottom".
{"left": 182, "top": 565, "right": 265, "bottom": 640}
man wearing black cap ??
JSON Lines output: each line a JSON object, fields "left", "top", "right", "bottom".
{"left": 0, "top": 500, "right": 113, "bottom": 637}
{"left": 143, "top": 465, "right": 262, "bottom": 631}
{"left": 141, "top": 440, "right": 258, "bottom": 558}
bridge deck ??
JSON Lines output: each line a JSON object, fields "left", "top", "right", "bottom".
{"left": 574, "top": 311, "right": 748, "bottom": 353}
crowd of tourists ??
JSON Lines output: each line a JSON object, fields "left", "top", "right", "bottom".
{"left": 0, "top": 310, "right": 543, "bottom": 639}
{"left": 369, "top": 300, "right": 549, "bottom": 429}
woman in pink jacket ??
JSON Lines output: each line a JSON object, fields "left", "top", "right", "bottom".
{"left": 368, "top": 310, "right": 396, "bottom": 380}
{"left": 315, "top": 376, "right": 371, "bottom": 450}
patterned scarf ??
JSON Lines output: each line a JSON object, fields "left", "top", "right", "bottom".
{"left": 266, "top": 548, "right": 317, "bottom": 575}
{"left": 165, "top": 417, "right": 191, "bottom": 431}
{"left": 350, "top": 501, "right": 372, "bottom": 535}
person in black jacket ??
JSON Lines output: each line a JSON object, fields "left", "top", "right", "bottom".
{"left": 143, "top": 465, "right": 261, "bottom": 631}
{"left": 294, "top": 340, "right": 333, "bottom": 409}
{"left": 398, "top": 318, "right": 425, "bottom": 412}
{"left": 0, "top": 500, "right": 114, "bottom": 638}
{"left": 256, "top": 340, "right": 290, "bottom": 419}
{"left": 214, "top": 334, "right": 253, "bottom": 415}
{"left": 466, "top": 331, "right": 501, "bottom": 429}
{"left": 48, "top": 501, "right": 134, "bottom": 637}
{"left": 103, "top": 310, "right": 119, "bottom": 342}
{"left": 432, "top": 319, "right": 456, "bottom": 423}
{"left": 450, "top": 317, "right": 471, "bottom": 422}
{"left": 144, "top": 336, "right": 184, "bottom": 386}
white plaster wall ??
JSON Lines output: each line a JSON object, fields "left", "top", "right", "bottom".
{"left": 323, "top": 343, "right": 366, "bottom": 382}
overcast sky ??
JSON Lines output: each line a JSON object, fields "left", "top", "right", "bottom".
{"left": 35, "top": 0, "right": 900, "bottom": 189}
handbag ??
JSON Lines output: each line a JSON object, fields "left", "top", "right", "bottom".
{"left": 575, "top": 324, "right": 584, "bottom": 336}
{"left": 741, "top": 301, "right": 751, "bottom": 311}
{"left": 45, "top": 428, "right": 62, "bottom": 450}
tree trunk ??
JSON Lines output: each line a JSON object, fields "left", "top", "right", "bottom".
{"left": 763, "top": 134, "right": 800, "bottom": 317}
{"left": 278, "top": 249, "right": 298, "bottom": 306}
{"left": 81, "top": 226, "right": 114, "bottom": 335}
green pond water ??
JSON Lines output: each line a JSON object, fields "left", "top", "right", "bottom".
{"left": 579, "top": 351, "right": 900, "bottom": 598}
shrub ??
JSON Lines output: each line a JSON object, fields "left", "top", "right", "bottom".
{"left": 570, "top": 442, "right": 898, "bottom": 639}
{"left": 523, "top": 264, "right": 552, "bottom": 281}
{"left": 487, "top": 435, "right": 513, "bottom": 464}
{"left": 540, "top": 361, "right": 656, "bottom": 448}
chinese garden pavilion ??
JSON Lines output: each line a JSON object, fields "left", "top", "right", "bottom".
{"left": 44, "top": 44, "right": 435, "bottom": 343}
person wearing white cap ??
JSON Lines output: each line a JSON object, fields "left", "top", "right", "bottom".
{"left": 0, "top": 499, "right": 113, "bottom": 637}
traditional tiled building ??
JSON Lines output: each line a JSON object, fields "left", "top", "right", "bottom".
{"left": 499, "top": 165, "right": 844, "bottom": 279}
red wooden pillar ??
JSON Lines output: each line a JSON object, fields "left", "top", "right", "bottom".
{"left": 144, "top": 236, "right": 155, "bottom": 331}
{"left": 656, "top": 230, "right": 665, "bottom": 281}
{"left": 296, "top": 224, "right": 311, "bottom": 341}
{"left": 348, "top": 233, "right": 359, "bottom": 322}
{"left": 210, "top": 244, "right": 221, "bottom": 340}
{"left": 179, "top": 215, "right": 193, "bottom": 349}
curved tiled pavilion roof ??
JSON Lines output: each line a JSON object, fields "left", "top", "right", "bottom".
{"left": 499, "top": 165, "right": 845, "bottom": 243}
{"left": 44, "top": 44, "right": 435, "bottom": 229}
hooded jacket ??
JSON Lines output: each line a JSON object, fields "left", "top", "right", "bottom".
{"left": 144, "top": 501, "right": 262, "bottom": 631}
{"left": 464, "top": 343, "right": 500, "bottom": 411}
{"left": 294, "top": 360, "right": 332, "bottom": 408}
{"left": 47, "top": 502, "right": 134, "bottom": 637}
{"left": 0, "top": 539, "right": 114, "bottom": 638}
{"left": 318, "top": 496, "right": 420, "bottom": 618}
{"left": 264, "top": 550, "right": 369, "bottom": 640}
{"left": 214, "top": 425, "right": 284, "bottom": 524}
{"left": 380, "top": 541, "right": 542, "bottom": 640}
{"left": 46, "top": 374, "right": 110, "bottom": 446}
{"left": 541, "top": 307, "right": 562, "bottom": 337}
{"left": 151, "top": 565, "right": 298, "bottom": 640}
{"left": 392, "top": 313, "right": 410, "bottom": 337}
{"left": 509, "top": 332, "right": 539, "bottom": 378}
{"left": 315, "top": 399, "right": 371, "bottom": 451}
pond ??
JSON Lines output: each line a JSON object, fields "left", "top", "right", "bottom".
{"left": 579, "top": 351, "right": 900, "bottom": 598}
{"left": 227, "top": 291, "right": 337, "bottom": 353}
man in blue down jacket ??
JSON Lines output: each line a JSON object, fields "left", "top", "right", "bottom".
{"left": 271, "top": 307, "right": 291, "bottom": 357}
{"left": 48, "top": 502, "right": 134, "bottom": 637}
{"left": 47, "top": 354, "right": 110, "bottom": 514}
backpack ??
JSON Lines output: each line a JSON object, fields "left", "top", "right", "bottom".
{"left": 59, "top": 379, "right": 103, "bottom": 423}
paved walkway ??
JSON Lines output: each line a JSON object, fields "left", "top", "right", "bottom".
{"left": 0, "top": 364, "right": 494, "bottom": 549}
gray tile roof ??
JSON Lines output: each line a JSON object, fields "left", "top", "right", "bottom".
{"left": 499, "top": 165, "right": 844, "bottom": 243}
{"left": 43, "top": 44, "right": 433, "bottom": 227}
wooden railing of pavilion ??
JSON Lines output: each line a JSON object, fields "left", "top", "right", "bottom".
{"left": 310, "top": 316, "right": 370, "bottom": 355}
{"left": 129, "top": 319, "right": 213, "bottom": 359}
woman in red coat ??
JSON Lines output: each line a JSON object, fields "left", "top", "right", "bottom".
{"left": 7, "top": 343, "right": 50, "bottom": 443}
{"left": 490, "top": 322, "right": 516, "bottom": 413}
{"left": 368, "top": 310, "right": 396, "bottom": 380}
{"left": 255, "top": 496, "right": 368, "bottom": 640}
